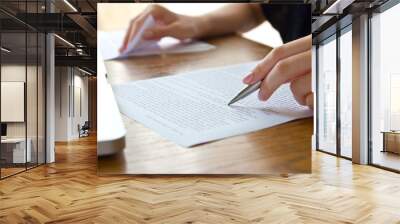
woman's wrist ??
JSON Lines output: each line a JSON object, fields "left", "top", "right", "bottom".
{"left": 190, "top": 16, "right": 210, "bottom": 39}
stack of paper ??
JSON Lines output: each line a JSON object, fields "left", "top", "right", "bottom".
{"left": 112, "top": 62, "right": 313, "bottom": 147}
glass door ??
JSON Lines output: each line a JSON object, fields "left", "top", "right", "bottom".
{"left": 317, "top": 35, "right": 337, "bottom": 154}
{"left": 370, "top": 2, "right": 400, "bottom": 171}
{"left": 339, "top": 26, "right": 352, "bottom": 158}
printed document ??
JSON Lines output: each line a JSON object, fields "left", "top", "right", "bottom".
{"left": 112, "top": 62, "right": 313, "bottom": 147}
{"left": 99, "top": 15, "right": 215, "bottom": 60}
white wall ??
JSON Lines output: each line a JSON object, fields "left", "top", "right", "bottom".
{"left": 54, "top": 67, "right": 89, "bottom": 141}
{"left": 55, "top": 66, "right": 70, "bottom": 141}
{"left": 1, "top": 82, "right": 25, "bottom": 122}
{"left": 1, "top": 63, "right": 47, "bottom": 164}
{"left": 1, "top": 65, "right": 37, "bottom": 138}
{"left": 72, "top": 73, "right": 89, "bottom": 138}
{"left": 1, "top": 65, "right": 26, "bottom": 139}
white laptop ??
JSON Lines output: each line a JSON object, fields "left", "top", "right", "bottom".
{"left": 97, "top": 51, "right": 126, "bottom": 156}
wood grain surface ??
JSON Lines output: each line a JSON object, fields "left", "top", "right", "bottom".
{"left": 98, "top": 30, "right": 313, "bottom": 174}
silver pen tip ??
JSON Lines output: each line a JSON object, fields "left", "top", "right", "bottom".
{"left": 227, "top": 98, "right": 236, "bottom": 106}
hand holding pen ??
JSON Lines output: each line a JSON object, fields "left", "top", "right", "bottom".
{"left": 230, "top": 35, "right": 313, "bottom": 108}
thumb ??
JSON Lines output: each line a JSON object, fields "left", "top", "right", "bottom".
{"left": 305, "top": 92, "right": 313, "bottom": 109}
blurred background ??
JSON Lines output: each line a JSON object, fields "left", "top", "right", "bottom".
{"left": 98, "top": 3, "right": 284, "bottom": 48}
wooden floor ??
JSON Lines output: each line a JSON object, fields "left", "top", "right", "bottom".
{"left": 373, "top": 151, "right": 400, "bottom": 171}
{"left": 1, "top": 163, "right": 46, "bottom": 178}
{"left": 1, "top": 167, "right": 26, "bottom": 178}
{"left": 0, "top": 135, "right": 400, "bottom": 223}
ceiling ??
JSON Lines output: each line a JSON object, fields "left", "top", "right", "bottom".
{"left": 0, "top": 0, "right": 99, "bottom": 75}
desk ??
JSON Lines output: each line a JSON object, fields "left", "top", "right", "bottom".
{"left": 1, "top": 138, "right": 31, "bottom": 164}
{"left": 97, "top": 33, "right": 313, "bottom": 174}
{"left": 381, "top": 131, "right": 400, "bottom": 154}
{"left": 97, "top": 5, "right": 313, "bottom": 174}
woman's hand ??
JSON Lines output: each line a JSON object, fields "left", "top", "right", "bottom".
{"left": 119, "top": 5, "right": 204, "bottom": 53}
{"left": 119, "top": 4, "right": 266, "bottom": 53}
{"left": 242, "top": 35, "right": 313, "bottom": 108}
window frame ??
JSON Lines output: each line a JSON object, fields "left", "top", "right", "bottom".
{"left": 315, "top": 19, "right": 353, "bottom": 160}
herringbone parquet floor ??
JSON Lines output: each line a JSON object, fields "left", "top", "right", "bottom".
{"left": 0, "top": 135, "right": 399, "bottom": 224}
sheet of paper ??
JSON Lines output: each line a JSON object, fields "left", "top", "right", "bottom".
{"left": 120, "top": 15, "right": 158, "bottom": 56}
{"left": 112, "top": 62, "right": 313, "bottom": 147}
{"left": 98, "top": 16, "right": 215, "bottom": 60}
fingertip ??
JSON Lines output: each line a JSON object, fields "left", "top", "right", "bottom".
{"left": 258, "top": 91, "right": 267, "bottom": 101}
{"left": 243, "top": 74, "right": 253, "bottom": 84}
{"left": 248, "top": 68, "right": 266, "bottom": 85}
{"left": 305, "top": 93, "right": 314, "bottom": 108}
{"left": 120, "top": 37, "right": 130, "bottom": 53}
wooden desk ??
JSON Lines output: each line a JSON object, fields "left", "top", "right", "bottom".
{"left": 382, "top": 131, "right": 400, "bottom": 154}
{"left": 98, "top": 34, "right": 312, "bottom": 174}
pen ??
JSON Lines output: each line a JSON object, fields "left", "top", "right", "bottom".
{"left": 228, "top": 81, "right": 262, "bottom": 106}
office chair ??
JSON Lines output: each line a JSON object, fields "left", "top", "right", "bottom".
{"left": 79, "top": 121, "right": 90, "bottom": 138}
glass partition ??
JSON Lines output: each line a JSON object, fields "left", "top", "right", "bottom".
{"left": 27, "top": 31, "right": 38, "bottom": 169}
{"left": 0, "top": 1, "right": 46, "bottom": 179}
{"left": 26, "top": 0, "right": 44, "bottom": 169}
{"left": 0, "top": 30, "right": 28, "bottom": 177}
{"left": 339, "top": 26, "right": 352, "bottom": 158}
{"left": 370, "top": 2, "right": 400, "bottom": 171}
{"left": 317, "top": 35, "right": 337, "bottom": 154}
